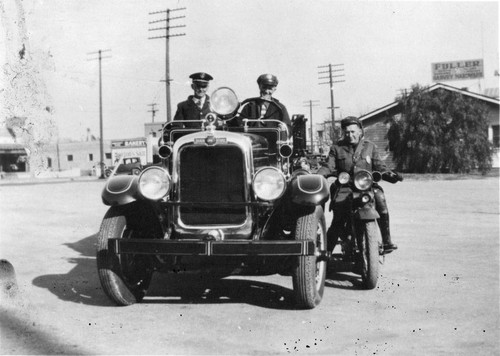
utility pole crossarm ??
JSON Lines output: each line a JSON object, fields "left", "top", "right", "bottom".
{"left": 319, "top": 74, "right": 345, "bottom": 79}
{"left": 149, "top": 33, "right": 186, "bottom": 40}
{"left": 87, "top": 49, "right": 112, "bottom": 54}
{"left": 318, "top": 69, "right": 344, "bottom": 74}
{"left": 149, "top": 24, "right": 186, "bottom": 32}
{"left": 319, "top": 80, "right": 345, "bottom": 85}
{"left": 167, "top": 16, "right": 186, "bottom": 21}
{"left": 318, "top": 64, "right": 343, "bottom": 68}
{"left": 149, "top": 7, "right": 186, "bottom": 15}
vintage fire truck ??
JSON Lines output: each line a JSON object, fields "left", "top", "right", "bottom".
{"left": 96, "top": 87, "right": 329, "bottom": 309}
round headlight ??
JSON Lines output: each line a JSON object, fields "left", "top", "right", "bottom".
{"left": 361, "top": 194, "right": 371, "bottom": 203}
{"left": 338, "top": 172, "right": 350, "bottom": 185}
{"left": 354, "top": 170, "right": 373, "bottom": 191}
{"left": 252, "top": 167, "right": 286, "bottom": 201}
{"left": 210, "top": 87, "right": 239, "bottom": 116}
{"left": 138, "top": 167, "right": 171, "bottom": 200}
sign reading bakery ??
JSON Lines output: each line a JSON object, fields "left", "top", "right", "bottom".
{"left": 432, "top": 59, "right": 484, "bottom": 82}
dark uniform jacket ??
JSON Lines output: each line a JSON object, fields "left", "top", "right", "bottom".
{"left": 317, "top": 138, "right": 388, "bottom": 177}
{"left": 237, "top": 97, "right": 292, "bottom": 134}
{"left": 173, "top": 95, "right": 211, "bottom": 127}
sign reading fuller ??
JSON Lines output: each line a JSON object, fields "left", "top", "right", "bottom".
{"left": 432, "top": 59, "right": 484, "bottom": 82}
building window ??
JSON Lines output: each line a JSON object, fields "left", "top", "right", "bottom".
{"left": 152, "top": 132, "right": 157, "bottom": 138}
{"left": 105, "top": 152, "right": 111, "bottom": 159}
{"left": 492, "top": 125, "right": 499, "bottom": 148}
{"left": 47, "top": 157, "right": 52, "bottom": 168}
{"left": 67, "top": 154, "right": 73, "bottom": 162}
{"left": 88, "top": 153, "right": 94, "bottom": 161}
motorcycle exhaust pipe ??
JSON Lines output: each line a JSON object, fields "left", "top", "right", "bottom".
{"left": 372, "top": 171, "right": 382, "bottom": 182}
{"left": 158, "top": 145, "right": 172, "bottom": 159}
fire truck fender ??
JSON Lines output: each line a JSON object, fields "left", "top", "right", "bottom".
{"left": 101, "top": 175, "right": 139, "bottom": 206}
{"left": 290, "top": 174, "right": 329, "bottom": 207}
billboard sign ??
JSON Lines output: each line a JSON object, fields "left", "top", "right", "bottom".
{"left": 111, "top": 137, "right": 147, "bottom": 164}
{"left": 432, "top": 59, "right": 484, "bottom": 82}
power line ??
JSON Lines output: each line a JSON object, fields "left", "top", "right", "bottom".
{"left": 148, "top": 7, "right": 186, "bottom": 122}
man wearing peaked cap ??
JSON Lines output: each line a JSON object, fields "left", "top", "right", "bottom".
{"left": 257, "top": 73, "right": 279, "bottom": 86}
{"left": 237, "top": 73, "right": 291, "bottom": 134}
{"left": 340, "top": 116, "right": 363, "bottom": 130}
{"left": 189, "top": 72, "right": 213, "bottom": 85}
{"left": 173, "top": 72, "right": 214, "bottom": 127}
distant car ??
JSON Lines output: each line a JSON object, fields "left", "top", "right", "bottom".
{"left": 105, "top": 157, "right": 142, "bottom": 177}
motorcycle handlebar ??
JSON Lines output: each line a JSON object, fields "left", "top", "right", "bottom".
{"left": 373, "top": 171, "right": 403, "bottom": 183}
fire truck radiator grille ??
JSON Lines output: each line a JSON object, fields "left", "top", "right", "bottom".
{"left": 179, "top": 145, "right": 247, "bottom": 225}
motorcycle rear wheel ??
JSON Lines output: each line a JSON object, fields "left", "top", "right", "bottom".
{"left": 359, "top": 220, "right": 380, "bottom": 289}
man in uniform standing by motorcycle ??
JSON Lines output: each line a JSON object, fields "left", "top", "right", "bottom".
{"left": 317, "top": 116, "right": 399, "bottom": 254}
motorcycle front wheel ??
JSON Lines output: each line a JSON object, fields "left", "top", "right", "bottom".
{"left": 358, "top": 220, "right": 380, "bottom": 289}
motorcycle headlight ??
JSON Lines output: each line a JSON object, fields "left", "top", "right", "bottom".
{"left": 138, "top": 167, "right": 171, "bottom": 200}
{"left": 210, "top": 87, "right": 239, "bottom": 116}
{"left": 252, "top": 167, "right": 286, "bottom": 201}
{"left": 338, "top": 172, "right": 350, "bottom": 185}
{"left": 354, "top": 170, "right": 373, "bottom": 191}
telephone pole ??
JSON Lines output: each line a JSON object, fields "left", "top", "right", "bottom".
{"left": 148, "top": 103, "right": 158, "bottom": 123}
{"left": 149, "top": 8, "right": 186, "bottom": 122}
{"left": 303, "top": 100, "right": 320, "bottom": 152}
{"left": 88, "top": 49, "right": 111, "bottom": 179}
{"left": 318, "top": 63, "right": 345, "bottom": 126}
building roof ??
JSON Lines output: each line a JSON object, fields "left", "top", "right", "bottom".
{"left": 359, "top": 83, "right": 500, "bottom": 123}
{"left": 484, "top": 87, "right": 499, "bottom": 99}
{"left": 0, "top": 143, "right": 25, "bottom": 154}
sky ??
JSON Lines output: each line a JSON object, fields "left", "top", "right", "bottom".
{"left": 1, "top": 0, "right": 499, "bottom": 141}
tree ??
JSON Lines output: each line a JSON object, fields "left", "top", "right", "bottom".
{"left": 387, "top": 84, "right": 493, "bottom": 174}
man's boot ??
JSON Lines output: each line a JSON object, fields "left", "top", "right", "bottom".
{"left": 378, "top": 213, "right": 397, "bottom": 254}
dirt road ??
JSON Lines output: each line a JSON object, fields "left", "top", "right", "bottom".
{"left": 0, "top": 177, "right": 498, "bottom": 355}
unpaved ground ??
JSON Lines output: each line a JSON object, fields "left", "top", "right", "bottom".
{"left": 0, "top": 177, "right": 498, "bottom": 355}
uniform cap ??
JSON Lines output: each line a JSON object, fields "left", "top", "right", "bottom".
{"left": 341, "top": 116, "right": 363, "bottom": 129}
{"left": 257, "top": 74, "right": 279, "bottom": 86}
{"left": 189, "top": 72, "right": 213, "bottom": 87}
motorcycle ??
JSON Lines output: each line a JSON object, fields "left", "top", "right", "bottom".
{"left": 329, "top": 169, "right": 402, "bottom": 289}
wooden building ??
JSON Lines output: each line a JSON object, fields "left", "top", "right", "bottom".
{"left": 359, "top": 83, "right": 500, "bottom": 169}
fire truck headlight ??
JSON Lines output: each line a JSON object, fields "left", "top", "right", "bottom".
{"left": 138, "top": 167, "right": 171, "bottom": 200}
{"left": 252, "top": 167, "right": 286, "bottom": 201}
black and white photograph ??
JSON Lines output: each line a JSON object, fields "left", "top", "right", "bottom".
{"left": 1, "top": 0, "right": 499, "bottom": 354}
